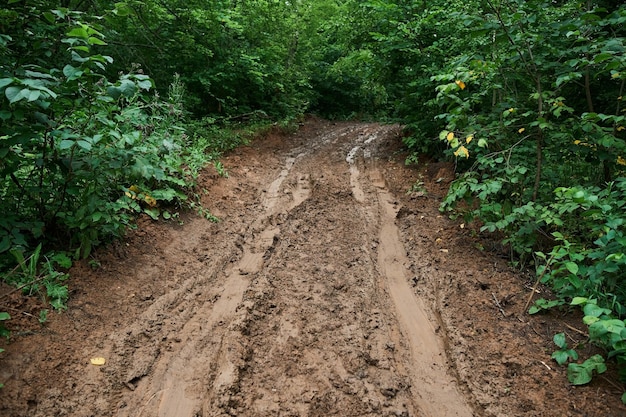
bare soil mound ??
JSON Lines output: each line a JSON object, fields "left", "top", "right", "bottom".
{"left": 1, "top": 116, "right": 625, "bottom": 416}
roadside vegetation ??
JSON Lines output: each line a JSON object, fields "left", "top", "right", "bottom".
{"left": 1, "top": 0, "right": 625, "bottom": 401}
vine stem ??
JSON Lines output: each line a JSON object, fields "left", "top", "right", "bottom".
{"left": 522, "top": 252, "right": 556, "bottom": 315}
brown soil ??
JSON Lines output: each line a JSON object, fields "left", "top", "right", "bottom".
{"left": 1, "top": 116, "right": 625, "bottom": 416}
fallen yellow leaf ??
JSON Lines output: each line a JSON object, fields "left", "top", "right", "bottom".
{"left": 90, "top": 357, "right": 106, "bottom": 366}
{"left": 518, "top": 128, "right": 526, "bottom": 134}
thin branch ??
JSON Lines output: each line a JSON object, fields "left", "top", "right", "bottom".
{"left": 523, "top": 252, "right": 556, "bottom": 315}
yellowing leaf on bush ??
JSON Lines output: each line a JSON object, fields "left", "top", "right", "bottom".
{"left": 612, "top": 72, "right": 621, "bottom": 79}
{"left": 466, "top": 134, "right": 474, "bottom": 144}
{"left": 129, "top": 185, "right": 140, "bottom": 193}
{"left": 446, "top": 131, "right": 455, "bottom": 141}
{"left": 454, "top": 145, "right": 469, "bottom": 158}
{"left": 574, "top": 140, "right": 582, "bottom": 145}
{"left": 90, "top": 357, "right": 106, "bottom": 366}
{"left": 618, "top": 126, "right": 625, "bottom": 132}
{"left": 455, "top": 80, "right": 466, "bottom": 90}
{"left": 144, "top": 195, "right": 157, "bottom": 207}
{"left": 617, "top": 156, "right": 626, "bottom": 166}
{"left": 518, "top": 128, "right": 526, "bottom": 134}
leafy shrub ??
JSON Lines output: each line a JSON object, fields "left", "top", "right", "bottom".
{"left": 0, "top": 7, "right": 223, "bottom": 313}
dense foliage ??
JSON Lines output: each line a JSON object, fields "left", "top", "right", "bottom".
{"left": 2, "top": 0, "right": 626, "bottom": 400}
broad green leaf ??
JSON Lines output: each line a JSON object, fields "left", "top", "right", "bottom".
{"left": 552, "top": 350, "right": 569, "bottom": 365}
{"left": 59, "top": 140, "right": 75, "bottom": 150}
{"left": 0, "top": 236, "right": 10, "bottom": 253}
{"left": 67, "top": 27, "right": 89, "bottom": 39}
{"left": 5, "top": 86, "right": 27, "bottom": 103}
{"left": 137, "top": 80, "right": 152, "bottom": 90}
{"left": 0, "top": 312, "right": 10, "bottom": 320}
{"left": 42, "top": 11, "right": 55, "bottom": 23}
{"left": 106, "top": 86, "right": 122, "bottom": 100}
{"left": 567, "top": 355, "right": 606, "bottom": 385}
{"left": 88, "top": 37, "right": 107, "bottom": 46}
{"left": 565, "top": 261, "right": 579, "bottom": 275}
{"left": 583, "top": 303, "right": 611, "bottom": 318}
{"left": 571, "top": 297, "right": 589, "bottom": 306}
{"left": 118, "top": 79, "right": 137, "bottom": 97}
{"left": 0, "top": 78, "right": 13, "bottom": 89}
{"left": 144, "top": 208, "right": 160, "bottom": 220}
{"left": 114, "top": 2, "right": 132, "bottom": 16}
{"left": 77, "top": 140, "right": 92, "bottom": 151}
{"left": 553, "top": 333, "right": 567, "bottom": 349}
{"left": 27, "top": 90, "right": 41, "bottom": 102}
{"left": 63, "top": 65, "right": 83, "bottom": 81}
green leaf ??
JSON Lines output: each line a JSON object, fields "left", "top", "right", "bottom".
{"left": 0, "top": 312, "right": 10, "bottom": 321}
{"left": 567, "top": 355, "right": 606, "bottom": 385}
{"left": 565, "top": 262, "right": 579, "bottom": 275}
{"left": 571, "top": 297, "right": 588, "bottom": 306}
{"left": 118, "top": 79, "right": 137, "bottom": 97}
{"left": 477, "top": 138, "right": 488, "bottom": 148}
{"left": 27, "top": 90, "right": 41, "bottom": 102}
{"left": 60, "top": 140, "right": 75, "bottom": 150}
{"left": 87, "top": 37, "right": 107, "bottom": 46}
{"left": 43, "top": 11, "right": 56, "bottom": 23}
{"left": 114, "top": 2, "right": 133, "bottom": 16}
{"left": 553, "top": 333, "right": 567, "bottom": 349}
{"left": 5, "top": 86, "right": 27, "bottom": 104}
{"left": 144, "top": 208, "right": 160, "bottom": 220}
{"left": 622, "top": 392, "right": 626, "bottom": 404}
{"left": 583, "top": 303, "right": 611, "bottom": 318}
{"left": 137, "top": 79, "right": 152, "bottom": 90}
{"left": 0, "top": 78, "right": 13, "bottom": 89}
{"left": 63, "top": 65, "right": 83, "bottom": 81}
{"left": 583, "top": 315, "right": 600, "bottom": 325}
{"left": 67, "top": 27, "right": 89, "bottom": 39}
{"left": 0, "top": 235, "right": 11, "bottom": 253}
{"left": 552, "top": 350, "right": 569, "bottom": 366}
{"left": 77, "top": 140, "right": 92, "bottom": 151}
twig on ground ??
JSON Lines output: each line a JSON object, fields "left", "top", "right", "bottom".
{"left": 492, "top": 293, "right": 506, "bottom": 317}
{"left": 561, "top": 322, "right": 587, "bottom": 337}
{"left": 539, "top": 360, "right": 552, "bottom": 371}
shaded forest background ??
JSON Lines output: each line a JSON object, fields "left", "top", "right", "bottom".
{"left": 1, "top": 0, "right": 626, "bottom": 397}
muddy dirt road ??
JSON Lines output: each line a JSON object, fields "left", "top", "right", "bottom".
{"left": 1, "top": 117, "right": 625, "bottom": 416}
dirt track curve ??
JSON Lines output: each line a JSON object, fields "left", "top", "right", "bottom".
{"left": 2, "top": 117, "right": 626, "bottom": 417}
